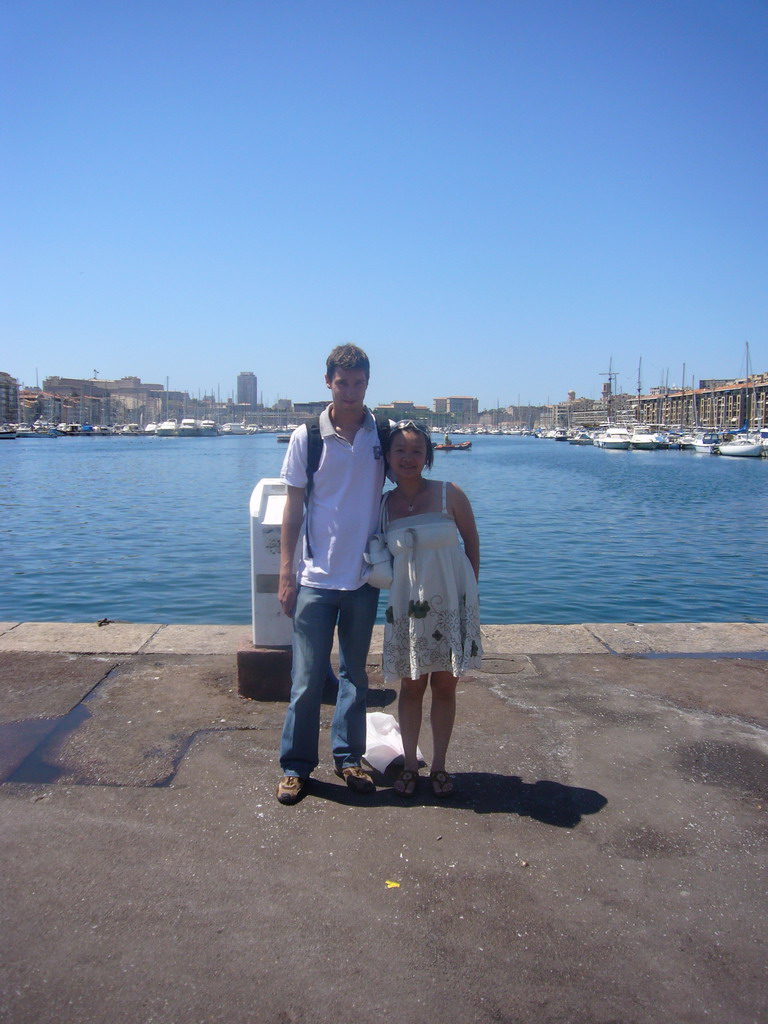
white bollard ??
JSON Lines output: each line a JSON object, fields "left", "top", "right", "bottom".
{"left": 249, "top": 478, "right": 294, "bottom": 648}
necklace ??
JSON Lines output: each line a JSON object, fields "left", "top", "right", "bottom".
{"left": 403, "top": 483, "right": 427, "bottom": 513}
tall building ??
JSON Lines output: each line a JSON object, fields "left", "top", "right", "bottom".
{"left": 433, "top": 396, "right": 479, "bottom": 421}
{"left": 237, "top": 372, "right": 258, "bottom": 409}
{"left": 0, "top": 371, "right": 18, "bottom": 422}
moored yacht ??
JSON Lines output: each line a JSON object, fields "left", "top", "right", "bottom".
{"left": 155, "top": 419, "right": 179, "bottom": 437}
{"left": 717, "top": 436, "right": 764, "bottom": 457}
{"left": 593, "top": 426, "right": 631, "bottom": 449}
{"left": 178, "top": 418, "right": 203, "bottom": 437}
{"left": 568, "top": 430, "right": 593, "bottom": 445}
{"left": 629, "top": 430, "right": 662, "bottom": 450}
{"left": 691, "top": 431, "right": 722, "bottom": 454}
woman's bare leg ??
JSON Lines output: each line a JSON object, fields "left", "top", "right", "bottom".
{"left": 398, "top": 674, "right": 429, "bottom": 771}
{"left": 429, "top": 671, "right": 457, "bottom": 773}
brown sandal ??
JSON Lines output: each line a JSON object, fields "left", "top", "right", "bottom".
{"left": 393, "top": 769, "right": 419, "bottom": 798}
{"left": 430, "top": 770, "right": 454, "bottom": 797}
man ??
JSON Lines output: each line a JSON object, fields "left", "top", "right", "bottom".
{"left": 275, "top": 344, "right": 386, "bottom": 804}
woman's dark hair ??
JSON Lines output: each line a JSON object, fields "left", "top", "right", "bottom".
{"left": 326, "top": 344, "right": 370, "bottom": 380}
{"left": 384, "top": 420, "right": 434, "bottom": 469}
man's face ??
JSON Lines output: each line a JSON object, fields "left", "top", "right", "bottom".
{"left": 325, "top": 367, "right": 369, "bottom": 410}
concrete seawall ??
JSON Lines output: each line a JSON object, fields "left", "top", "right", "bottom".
{"left": 2, "top": 620, "right": 767, "bottom": 1024}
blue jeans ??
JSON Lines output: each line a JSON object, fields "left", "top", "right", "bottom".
{"left": 279, "top": 584, "right": 379, "bottom": 777}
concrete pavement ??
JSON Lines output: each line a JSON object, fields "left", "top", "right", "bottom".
{"left": 1, "top": 620, "right": 767, "bottom": 1024}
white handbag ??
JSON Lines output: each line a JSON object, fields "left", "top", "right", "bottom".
{"left": 363, "top": 493, "right": 393, "bottom": 589}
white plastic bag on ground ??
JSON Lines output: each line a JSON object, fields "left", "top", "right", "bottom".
{"left": 363, "top": 712, "right": 423, "bottom": 773}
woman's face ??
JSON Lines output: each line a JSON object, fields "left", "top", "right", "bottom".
{"left": 388, "top": 428, "right": 429, "bottom": 480}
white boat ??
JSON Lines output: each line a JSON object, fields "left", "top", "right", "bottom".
{"left": 593, "top": 426, "right": 631, "bottom": 449}
{"left": 178, "top": 418, "right": 203, "bottom": 437}
{"left": 0, "top": 425, "right": 17, "bottom": 440}
{"left": 568, "top": 430, "right": 593, "bottom": 445}
{"left": 200, "top": 420, "right": 219, "bottom": 436}
{"left": 717, "top": 437, "right": 764, "bottom": 458}
{"left": 630, "top": 430, "right": 662, "bottom": 450}
{"left": 17, "top": 422, "right": 58, "bottom": 438}
{"left": 144, "top": 423, "right": 157, "bottom": 434}
{"left": 155, "top": 419, "right": 179, "bottom": 437}
{"left": 221, "top": 422, "right": 248, "bottom": 435}
{"left": 121, "top": 423, "right": 142, "bottom": 435}
{"left": 691, "top": 431, "right": 721, "bottom": 454}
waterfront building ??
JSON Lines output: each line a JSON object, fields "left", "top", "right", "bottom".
{"left": 42, "top": 375, "right": 182, "bottom": 427}
{"left": 0, "top": 371, "right": 18, "bottom": 423}
{"left": 432, "top": 396, "right": 479, "bottom": 424}
{"left": 237, "top": 371, "right": 258, "bottom": 409}
{"left": 375, "top": 400, "right": 432, "bottom": 421}
{"left": 293, "top": 401, "right": 331, "bottom": 418}
{"left": 633, "top": 373, "right": 768, "bottom": 430}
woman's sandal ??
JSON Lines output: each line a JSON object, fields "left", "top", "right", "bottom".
{"left": 393, "top": 768, "right": 420, "bottom": 798}
{"left": 430, "top": 770, "right": 454, "bottom": 798}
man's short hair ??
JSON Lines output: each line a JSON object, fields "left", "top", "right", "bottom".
{"left": 326, "top": 344, "right": 370, "bottom": 380}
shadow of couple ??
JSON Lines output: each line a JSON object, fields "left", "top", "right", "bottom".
{"left": 313, "top": 768, "right": 607, "bottom": 828}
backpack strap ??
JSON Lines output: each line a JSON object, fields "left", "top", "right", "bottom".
{"left": 304, "top": 416, "right": 323, "bottom": 506}
{"left": 303, "top": 417, "right": 322, "bottom": 559}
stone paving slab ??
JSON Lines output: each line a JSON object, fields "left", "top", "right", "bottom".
{"left": 481, "top": 622, "right": 609, "bottom": 654}
{"left": 140, "top": 623, "right": 251, "bottom": 655}
{"left": 0, "top": 621, "right": 162, "bottom": 654}
{"left": 0, "top": 623, "right": 20, "bottom": 637}
{"left": 587, "top": 620, "right": 768, "bottom": 654}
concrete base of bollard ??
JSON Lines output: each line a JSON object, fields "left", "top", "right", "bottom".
{"left": 237, "top": 645, "right": 292, "bottom": 701}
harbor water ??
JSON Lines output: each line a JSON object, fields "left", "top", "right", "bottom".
{"left": 1, "top": 434, "right": 766, "bottom": 626}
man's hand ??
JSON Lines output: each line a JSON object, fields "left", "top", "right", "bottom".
{"left": 279, "top": 486, "right": 305, "bottom": 617}
{"left": 279, "top": 574, "right": 297, "bottom": 617}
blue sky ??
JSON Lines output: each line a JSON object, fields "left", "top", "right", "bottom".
{"left": 3, "top": 0, "right": 767, "bottom": 409}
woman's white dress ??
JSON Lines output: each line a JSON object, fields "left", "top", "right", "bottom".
{"left": 382, "top": 481, "right": 483, "bottom": 683}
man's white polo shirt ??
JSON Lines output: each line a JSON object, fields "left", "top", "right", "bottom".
{"left": 280, "top": 406, "right": 386, "bottom": 590}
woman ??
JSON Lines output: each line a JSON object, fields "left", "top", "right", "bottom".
{"left": 381, "top": 421, "right": 482, "bottom": 797}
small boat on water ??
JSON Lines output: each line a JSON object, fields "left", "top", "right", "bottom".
{"left": 16, "top": 423, "right": 57, "bottom": 438}
{"left": 200, "top": 420, "right": 219, "bottom": 436}
{"left": 221, "top": 422, "right": 248, "bottom": 435}
{"left": 630, "top": 430, "right": 662, "bottom": 450}
{"left": 593, "top": 426, "right": 631, "bottom": 450}
{"left": 717, "top": 437, "right": 764, "bottom": 457}
{"left": 433, "top": 440, "right": 472, "bottom": 451}
{"left": 691, "top": 431, "right": 722, "bottom": 454}
{"left": 568, "top": 430, "right": 593, "bottom": 445}
{"left": 155, "top": 419, "right": 179, "bottom": 437}
{"left": 0, "top": 425, "right": 17, "bottom": 440}
{"left": 178, "top": 418, "right": 203, "bottom": 437}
